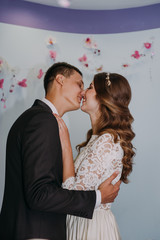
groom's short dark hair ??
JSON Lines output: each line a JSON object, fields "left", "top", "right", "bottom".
{"left": 44, "top": 62, "right": 82, "bottom": 94}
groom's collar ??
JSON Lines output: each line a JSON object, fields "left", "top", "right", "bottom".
{"left": 42, "top": 97, "right": 59, "bottom": 115}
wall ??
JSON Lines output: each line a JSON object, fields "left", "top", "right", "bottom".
{"left": 0, "top": 2, "right": 160, "bottom": 240}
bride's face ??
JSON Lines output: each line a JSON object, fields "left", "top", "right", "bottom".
{"left": 81, "top": 81, "right": 100, "bottom": 115}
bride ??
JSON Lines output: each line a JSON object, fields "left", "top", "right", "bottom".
{"left": 55, "top": 72, "right": 135, "bottom": 240}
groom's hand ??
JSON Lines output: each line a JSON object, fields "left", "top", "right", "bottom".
{"left": 98, "top": 171, "right": 121, "bottom": 204}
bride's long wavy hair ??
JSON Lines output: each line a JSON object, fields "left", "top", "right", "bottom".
{"left": 77, "top": 72, "right": 135, "bottom": 184}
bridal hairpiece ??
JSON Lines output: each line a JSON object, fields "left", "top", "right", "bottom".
{"left": 106, "top": 72, "right": 111, "bottom": 86}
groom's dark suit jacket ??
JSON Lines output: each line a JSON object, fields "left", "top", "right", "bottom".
{"left": 0, "top": 100, "right": 96, "bottom": 240}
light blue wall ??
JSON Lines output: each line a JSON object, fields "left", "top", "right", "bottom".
{"left": 0, "top": 22, "right": 160, "bottom": 239}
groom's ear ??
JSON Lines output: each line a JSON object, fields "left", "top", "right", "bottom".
{"left": 55, "top": 74, "right": 64, "bottom": 86}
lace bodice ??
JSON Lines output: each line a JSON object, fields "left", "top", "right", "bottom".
{"left": 62, "top": 133, "right": 123, "bottom": 210}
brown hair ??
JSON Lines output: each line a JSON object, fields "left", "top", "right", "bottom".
{"left": 77, "top": 72, "right": 135, "bottom": 184}
{"left": 44, "top": 62, "right": 82, "bottom": 95}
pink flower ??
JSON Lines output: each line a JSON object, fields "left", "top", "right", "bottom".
{"left": 144, "top": 42, "right": 152, "bottom": 49}
{"left": 0, "top": 60, "right": 3, "bottom": 65}
{"left": 37, "top": 69, "right": 44, "bottom": 79}
{"left": 0, "top": 79, "right": 4, "bottom": 89}
{"left": 79, "top": 54, "right": 87, "bottom": 62}
{"left": 18, "top": 79, "right": 27, "bottom": 87}
{"left": 49, "top": 50, "right": 56, "bottom": 60}
{"left": 131, "top": 50, "right": 141, "bottom": 59}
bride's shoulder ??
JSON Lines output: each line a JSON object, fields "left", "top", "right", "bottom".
{"left": 92, "top": 133, "right": 114, "bottom": 148}
{"left": 97, "top": 133, "right": 113, "bottom": 142}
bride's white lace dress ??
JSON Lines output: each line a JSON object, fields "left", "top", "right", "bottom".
{"left": 62, "top": 133, "right": 123, "bottom": 240}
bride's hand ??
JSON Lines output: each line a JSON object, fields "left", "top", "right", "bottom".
{"left": 53, "top": 114, "right": 72, "bottom": 154}
{"left": 53, "top": 114, "right": 75, "bottom": 180}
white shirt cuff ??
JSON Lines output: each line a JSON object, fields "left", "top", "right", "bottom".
{"left": 95, "top": 190, "right": 101, "bottom": 208}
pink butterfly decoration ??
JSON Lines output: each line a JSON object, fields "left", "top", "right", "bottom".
{"left": 49, "top": 50, "right": 56, "bottom": 60}
{"left": 18, "top": 79, "right": 27, "bottom": 87}
{"left": 131, "top": 51, "right": 141, "bottom": 59}
{"left": 0, "top": 79, "right": 4, "bottom": 89}
{"left": 37, "top": 69, "right": 44, "bottom": 79}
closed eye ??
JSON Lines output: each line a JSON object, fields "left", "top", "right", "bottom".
{"left": 88, "top": 83, "right": 93, "bottom": 90}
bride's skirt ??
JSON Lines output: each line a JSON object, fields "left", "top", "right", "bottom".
{"left": 66, "top": 209, "right": 121, "bottom": 240}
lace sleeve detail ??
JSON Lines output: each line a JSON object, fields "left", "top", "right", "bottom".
{"left": 62, "top": 176, "right": 75, "bottom": 190}
{"left": 93, "top": 134, "right": 123, "bottom": 185}
{"left": 62, "top": 134, "right": 123, "bottom": 192}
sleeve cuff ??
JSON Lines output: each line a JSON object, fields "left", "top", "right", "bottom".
{"left": 95, "top": 190, "right": 101, "bottom": 208}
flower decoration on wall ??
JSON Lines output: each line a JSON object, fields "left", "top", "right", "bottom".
{"left": 37, "top": 69, "right": 44, "bottom": 79}
{"left": 78, "top": 54, "right": 88, "bottom": 68}
{"left": 131, "top": 50, "right": 142, "bottom": 59}
{"left": 8, "top": 70, "right": 18, "bottom": 93}
{"left": 0, "top": 57, "right": 30, "bottom": 109}
{"left": 1, "top": 93, "right": 6, "bottom": 109}
{"left": 18, "top": 79, "right": 27, "bottom": 87}
{"left": 143, "top": 41, "right": 155, "bottom": 58}
{"left": 0, "top": 34, "right": 59, "bottom": 110}
{"left": 9, "top": 84, "right": 15, "bottom": 93}
{"left": 144, "top": 42, "right": 152, "bottom": 49}
{"left": 46, "top": 36, "right": 57, "bottom": 62}
{"left": 46, "top": 37, "right": 56, "bottom": 47}
{"left": 49, "top": 50, "right": 57, "bottom": 61}
{"left": 0, "top": 60, "right": 3, "bottom": 72}
{"left": 120, "top": 38, "right": 156, "bottom": 82}
{"left": 84, "top": 37, "right": 101, "bottom": 56}
{"left": 130, "top": 40, "right": 154, "bottom": 62}
{"left": 0, "top": 79, "right": 4, "bottom": 89}
{"left": 0, "top": 77, "right": 6, "bottom": 108}
{"left": 78, "top": 37, "right": 103, "bottom": 73}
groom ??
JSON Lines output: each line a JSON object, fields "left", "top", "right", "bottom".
{"left": 0, "top": 62, "right": 120, "bottom": 240}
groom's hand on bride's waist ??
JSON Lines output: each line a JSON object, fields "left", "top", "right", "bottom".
{"left": 98, "top": 171, "right": 121, "bottom": 204}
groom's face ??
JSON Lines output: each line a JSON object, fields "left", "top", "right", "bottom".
{"left": 62, "top": 71, "right": 84, "bottom": 111}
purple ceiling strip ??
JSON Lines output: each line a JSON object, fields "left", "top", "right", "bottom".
{"left": 0, "top": 0, "right": 160, "bottom": 34}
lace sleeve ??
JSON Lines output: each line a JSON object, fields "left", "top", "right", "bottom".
{"left": 62, "top": 134, "right": 123, "bottom": 191}
{"left": 94, "top": 134, "right": 123, "bottom": 186}
{"left": 62, "top": 176, "right": 75, "bottom": 189}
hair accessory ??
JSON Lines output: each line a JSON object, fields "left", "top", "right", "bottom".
{"left": 106, "top": 72, "right": 111, "bottom": 86}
